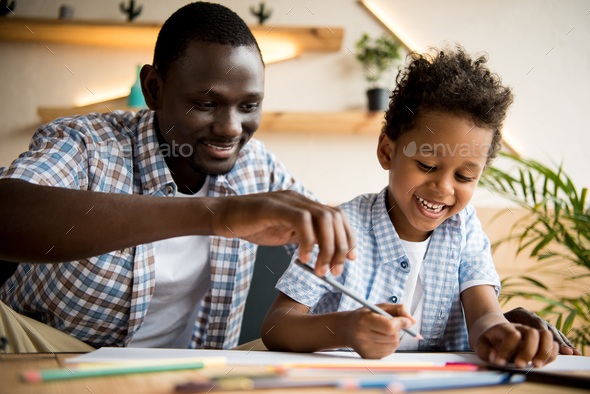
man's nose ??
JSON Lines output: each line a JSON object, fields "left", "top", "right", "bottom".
{"left": 213, "top": 108, "right": 241, "bottom": 139}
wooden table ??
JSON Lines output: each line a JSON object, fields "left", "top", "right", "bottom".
{"left": 1, "top": 353, "right": 586, "bottom": 394}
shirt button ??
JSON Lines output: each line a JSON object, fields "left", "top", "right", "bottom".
{"left": 121, "top": 247, "right": 131, "bottom": 254}
{"left": 401, "top": 261, "right": 408, "bottom": 269}
{"left": 390, "top": 295, "right": 398, "bottom": 303}
{"left": 166, "top": 185, "right": 174, "bottom": 195}
{"left": 143, "top": 184, "right": 151, "bottom": 191}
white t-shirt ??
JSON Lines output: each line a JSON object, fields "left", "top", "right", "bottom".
{"left": 397, "top": 237, "right": 430, "bottom": 350}
{"left": 396, "top": 236, "right": 499, "bottom": 350}
{"left": 129, "top": 178, "right": 211, "bottom": 348}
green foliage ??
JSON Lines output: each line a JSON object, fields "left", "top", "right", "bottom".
{"left": 250, "top": 2, "right": 272, "bottom": 25}
{"left": 120, "top": 0, "right": 142, "bottom": 22}
{"left": 480, "top": 153, "right": 590, "bottom": 353}
{"left": 355, "top": 33, "right": 401, "bottom": 88}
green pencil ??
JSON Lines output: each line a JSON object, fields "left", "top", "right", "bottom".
{"left": 21, "top": 361, "right": 207, "bottom": 383}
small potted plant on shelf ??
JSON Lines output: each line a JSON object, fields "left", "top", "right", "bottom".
{"left": 355, "top": 32, "right": 401, "bottom": 111}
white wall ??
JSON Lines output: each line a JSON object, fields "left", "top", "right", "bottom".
{"left": 1, "top": 0, "right": 588, "bottom": 205}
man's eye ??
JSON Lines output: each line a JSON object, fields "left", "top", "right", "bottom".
{"left": 242, "top": 103, "right": 260, "bottom": 110}
{"left": 195, "top": 102, "right": 215, "bottom": 108}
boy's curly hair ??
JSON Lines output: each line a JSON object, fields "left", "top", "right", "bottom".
{"left": 383, "top": 46, "right": 513, "bottom": 164}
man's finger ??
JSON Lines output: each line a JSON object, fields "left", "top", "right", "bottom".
{"left": 293, "top": 209, "right": 315, "bottom": 263}
{"left": 313, "top": 210, "right": 335, "bottom": 276}
{"left": 328, "top": 208, "right": 348, "bottom": 276}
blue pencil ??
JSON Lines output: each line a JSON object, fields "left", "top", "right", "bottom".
{"left": 295, "top": 259, "right": 423, "bottom": 339}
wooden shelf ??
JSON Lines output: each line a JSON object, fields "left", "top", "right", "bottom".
{"left": 0, "top": 18, "right": 343, "bottom": 53}
{"left": 37, "top": 98, "right": 384, "bottom": 136}
{"left": 37, "top": 99, "right": 520, "bottom": 154}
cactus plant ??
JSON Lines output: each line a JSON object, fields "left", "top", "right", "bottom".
{"left": 120, "top": 0, "right": 142, "bottom": 22}
{"left": 0, "top": 0, "right": 16, "bottom": 16}
{"left": 250, "top": 2, "right": 272, "bottom": 25}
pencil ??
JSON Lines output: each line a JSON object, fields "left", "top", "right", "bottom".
{"left": 21, "top": 361, "right": 208, "bottom": 383}
{"left": 295, "top": 259, "right": 423, "bottom": 339}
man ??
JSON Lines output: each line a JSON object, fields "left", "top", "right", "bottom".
{"left": 0, "top": 2, "right": 579, "bottom": 355}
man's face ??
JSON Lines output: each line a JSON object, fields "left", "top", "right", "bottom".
{"left": 153, "top": 42, "right": 265, "bottom": 175}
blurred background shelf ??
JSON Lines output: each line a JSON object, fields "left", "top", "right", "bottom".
{"left": 0, "top": 18, "right": 342, "bottom": 60}
{"left": 37, "top": 98, "right": 385, "bottom": 135}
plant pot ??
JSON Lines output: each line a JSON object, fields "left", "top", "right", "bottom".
{"left": 366, "top": 88, "right": 390, "bottom": 111}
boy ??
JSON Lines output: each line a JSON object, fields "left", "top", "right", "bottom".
{"left": 262, "top": 47, "right": 559, "bottom": 367}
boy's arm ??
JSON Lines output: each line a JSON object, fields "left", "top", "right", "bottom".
{"left": 261, "top": 292, "right": 413, "bottom": 359}
{"left": 462, "top": 285, "right": 558, "bottom": 368}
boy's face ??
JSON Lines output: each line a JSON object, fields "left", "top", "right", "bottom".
{"left": 377, "top": 111, "right": 493, "bottom": 242}
{"left": 143, "top": 41, "right": 265, "bottom": 176}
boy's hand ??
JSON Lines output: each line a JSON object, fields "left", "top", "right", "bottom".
{"left": 344, "top": 304, "right": 414, "bottom": 359}
{"left": 474, "top": 323, "right": 559, "bottom": 368}
{"left": 503, "top": 307, "right": 582, "bottom": 355}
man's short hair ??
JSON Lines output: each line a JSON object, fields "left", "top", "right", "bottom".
{"left": 153, "top": 1, "right": 263, "bottom": 79}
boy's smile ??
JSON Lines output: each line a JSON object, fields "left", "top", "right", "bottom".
{"left": 377, "top": 110, "right": 493, "bottom": 242}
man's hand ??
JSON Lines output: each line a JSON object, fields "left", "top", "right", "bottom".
{"left": 503, "top": 307, "right": 582, "bottom": 355}
{"left": 212, "top": 190, "right": 357, "bottom": 276}
{"left": 344, "top": 304, "right": 414, "bottom": 359}
{"left": 474, "top": 323, "right": 559, "bottom": 368}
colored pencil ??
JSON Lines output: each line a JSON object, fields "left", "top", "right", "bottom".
{"left": 21, "top": 361, "right": 211, "bottom": 383}
{"left": 295, "top": 259, "right": 423, "bottom": 339}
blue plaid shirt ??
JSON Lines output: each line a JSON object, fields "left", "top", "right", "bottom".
{"left": 276, "top": 188, "right": 501, "bottom": 351}
{"left": 0, "top": 109, "right": 313, "bottom": 349}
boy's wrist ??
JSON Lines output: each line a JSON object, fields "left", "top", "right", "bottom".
{"left": 469, "top": 312, "right": 509, "bottom": 349}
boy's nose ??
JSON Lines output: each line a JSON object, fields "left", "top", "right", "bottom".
{"left": 429, "top": 176, "right": 454, "bottom": 196}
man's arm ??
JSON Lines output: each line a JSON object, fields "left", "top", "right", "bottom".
{"left": 0, "top": 179, "right": 355, "bottom": 274}
{"left": 462, "top": 285, "right": 558, "bottom": 367}
{"left": 261, "top": 292, "right": 413, "bottom": 359}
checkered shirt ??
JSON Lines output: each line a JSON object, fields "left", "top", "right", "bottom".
{"left": 276, "top": 187, "right": 501, "bottom": 351}
{"left": 0, "top": 109, "right": 313, "bottom": 349}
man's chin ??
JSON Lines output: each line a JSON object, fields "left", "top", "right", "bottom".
{"left": 188, "top": 158, "right": 238, "bottom": 176}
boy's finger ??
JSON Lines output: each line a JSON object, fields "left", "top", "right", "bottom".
{"left": 293, "top": 209, "right": 315, "bottom": 263}
{"left": 475, "top": 340, "right": 495, "bottom": 364}
{"left": 377, "top": 304, "right": 416, "bottom": 324}
{"left": 532, "top": 330, "right": 558, "bottom": 367}
{"left": 512, "top": 326, "right": 539, "bottom": 368}
{"left": 494, "top": 328, "right": 522, "bottom": 366}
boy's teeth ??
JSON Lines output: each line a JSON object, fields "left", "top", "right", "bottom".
{"left": 416, "top": 196, "right": 445, "bottom": 213}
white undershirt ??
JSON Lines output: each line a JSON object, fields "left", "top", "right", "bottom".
{"left": 397, "top": 237, "right": 430, "bottom": 351}
{"left": 129, "top": 178, "right": 211, "bottom": 348}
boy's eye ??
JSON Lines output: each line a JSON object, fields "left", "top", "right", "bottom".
{"left": 456, "top": 173, "right": 474, "bottom": 182}
{"left": 417, "top": 161, "right": 436, "bottom": 172}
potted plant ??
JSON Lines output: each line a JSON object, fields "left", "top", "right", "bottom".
{"left": 479, "top": 153, "right": 590, "bottom": 354}
{"left": 355, "top": 33, "right": 401, "bottom": 111}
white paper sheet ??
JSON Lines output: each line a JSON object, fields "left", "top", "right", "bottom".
{"left": 66, "top": 348, "right": 590, "bottom": 371}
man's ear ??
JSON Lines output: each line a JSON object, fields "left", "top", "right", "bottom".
{"left": 377, "top": 133, "right": 395, "bottom": 170}
{"left": 140, "top": 65, "right": 162, "bottom": 111}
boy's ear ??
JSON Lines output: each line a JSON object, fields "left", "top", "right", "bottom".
{"left": 140, "top": 65, "right": 162, "bottom": 111}
{"left": 377, "top": 133, "right": 395, "bottom": 170}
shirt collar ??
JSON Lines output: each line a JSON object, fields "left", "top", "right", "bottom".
{"left": 370, "top": 187, "right": 463, "bottom": 264}
{"left": 134, "top": 110, "right": 176, "bottom": 195}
